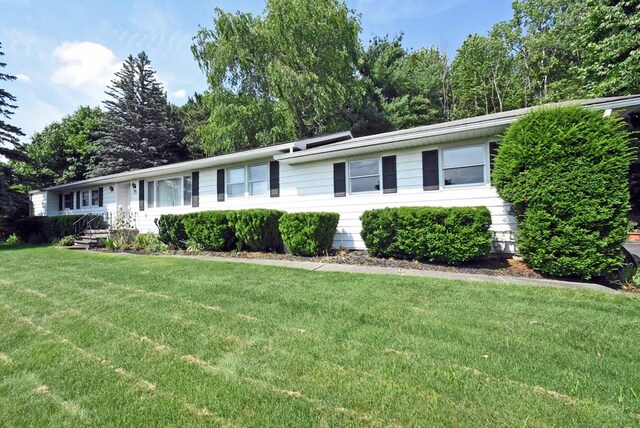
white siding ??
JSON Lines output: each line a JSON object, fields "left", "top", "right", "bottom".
{"left": 29, "top": 191, "right": 47, "bottom": 216}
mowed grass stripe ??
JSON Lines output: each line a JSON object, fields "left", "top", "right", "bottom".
{"left": 0, "top": 246, "right": 639, "bottom": 426}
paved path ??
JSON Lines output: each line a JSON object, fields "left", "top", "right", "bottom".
{"left": 153, "top": 253, "right": 615, "bottom": 293}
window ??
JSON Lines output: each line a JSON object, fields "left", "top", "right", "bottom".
{"left": 91, "top": 190, "right": 100, "bottom": 206}
{"left": 442, "top": 145, "right": 485, "bottom": 186}
{"left": 349, "top": 158, "right": 380, "bottom": 193}
{"left": 183, "top": 176, "right": 192, "bottom": 206}
{"left": 64, "top": 193, "right": 73, "bottom": 209}
{"left": 227, "top": 167, "right": 245, "bottom": 198}
{"left": 157, "top": 178, "right": 181, "bottom": 207}
{"left": 248, "top": 164, "right": 268, "bottom": 196}
{"left": 147, "top": 181, "right": 155, "bottom": 208}
{"left": 82, "top": 191, "right": 89, "bottom": 207}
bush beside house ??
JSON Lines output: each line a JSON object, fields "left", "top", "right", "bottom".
{"left": 182, "top": 211, "right": 236, "bottom": 251}
{"left": 279, "top": 212, "right": 340, "bottom": 256}
{"left": 154, "top": 215, "right": 187, "bottom": 249}
{"left": 360, "top": 206, "right": 493, "bottom": 264}
{"left": 227, "top": 209, "right": 285, "bottom": 252}
{"left": 493, "top": 106, "right": 633, "bottom": 279}
{"left": 13, "top": 215, "right": 101, "bottom": 244}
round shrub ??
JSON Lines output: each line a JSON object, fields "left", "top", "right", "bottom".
{"left": 227, "top": 209, "right": 285, "bottom": 252}
{"left": 493, "top": 106, "right": 633, "bottom": 279}
{"left": 155, "top": 214, "right": 187, "bottom": 249}
{"left": 360, "top": 206, "right": 493, "bottom": 264}
{"left": 182, "top": 211, "right": 236, "bottom": 251}
{"left": 279, "top": 212, "right": 340, "bottom": 256}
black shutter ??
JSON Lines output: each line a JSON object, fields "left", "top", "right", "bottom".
{"left": 76, "top": 191, "right": 80, "bottom": 209}
{"left": 382, "top": 155, "right": 397, "bottom": 194}
{"left": 217, "top": 168, "right": 225, "bottom": 202}
{"left": 269, "top": 161, "right": 280, "bottom": 198}
{"left": 422, "top": 150, "right": 440, "bottom": 191}
{"left": 139, "top": 180, "right": 145, "bottom": 211}
{"left": 192, "top": 171, "right": 200, "bottom": 207}
{"left": 333, "top": 162, "right": 346, "bottom": 197}
{"left": 98, "top": 187, "right": 104, "bottom": 207}
{"left": 58, "top": 193, "right": 63, "bottom": 211}
{"left": 489, "top": 141, "right": 499, "bottom": 183}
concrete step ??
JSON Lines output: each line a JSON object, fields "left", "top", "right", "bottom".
{"left": 68, "top": 244, "right": 89, "bottom": 250}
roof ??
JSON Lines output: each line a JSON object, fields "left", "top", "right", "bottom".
{"left": 36, "top": 94, "right": 640, "bottom": 192}
{"left": 274, "top": 94, "right": 640, "bottom": 164}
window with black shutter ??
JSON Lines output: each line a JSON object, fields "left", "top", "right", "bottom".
{"left": 333, "top": 162, "right": 346, "bottom": 197}
{"left": 98, "top": 187, "right": 104, "bottom": 207}
{"left": 382, "top": 156, "right": 397, "bottom": 194}
{"left": 422, "top": 150, "right": 440, "bottom": 191}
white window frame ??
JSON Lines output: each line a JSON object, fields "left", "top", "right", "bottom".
{"left": 226, "top": 163, "right": 269, "bottom": 198}
{"left": 441, "top": 144, "right": 487, "bottom": 188}
{"left": 81, "top": 191, "right": 90, "bottom": 207}
{"left": 152, "top": 176, "right": 192, "bottom": 208}
{"left": 348, "top": 157, "right": 381, "bottom": 195}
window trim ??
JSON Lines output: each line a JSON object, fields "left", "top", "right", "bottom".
{"left": 348, "top": 157, "right": 382, "bottom": 195}
{"left": 150, "top": 175, "right": 192, "bottom": 208}
{"left": 81, "top": 191, "right": 90, "bottom": 207}
{"left": 441, "top": 144, "right": 487, "bottom": 188}
{"left": 90, "top": 189, "right": 100, "bottom": 207}
{"left": 225, "top": 163, "right": 270, "bottom": 199}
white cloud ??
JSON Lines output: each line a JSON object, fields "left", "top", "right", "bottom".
{"left": 15, "top": 73, "right": 31, "bottom": 82}
{"left": 51, "top": 41, "right": 121, "bottom": 102}
{"left": 171, "top": 89, "right": 186, "bottom": 99}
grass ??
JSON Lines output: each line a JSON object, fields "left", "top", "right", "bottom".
{"left": 0, "top": 246, "right": 638, "bottom": 427}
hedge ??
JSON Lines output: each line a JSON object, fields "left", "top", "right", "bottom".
{"left": 181, "top": 211, "right": 236, "bottom": 251}
{"left": 492, "top": 106, "right": 633, "bottom": 279}
{"left": 155, "top": 214, "right": 187, "bottom": 249}
{"left": 13, "top": 215, "right": 102, "bottom": 244}
{"left": 360, "top": 206, "right": 493, "bottom": 264}
{"left": 279, "top": 212, "right": 340, "bottom": 256}
{"left": 227, "top": 209, "right": 285, "bottom": 252}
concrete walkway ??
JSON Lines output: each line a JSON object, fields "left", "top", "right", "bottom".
{"left": 157, "top": 253, "right": 615, "bottom": 293}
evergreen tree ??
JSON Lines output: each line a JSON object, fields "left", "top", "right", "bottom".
{"left": 90, "top": 52, "right": 185, "bottom": 177}
{"left": 0, "top": 42, "right": 28, "bottom": 229}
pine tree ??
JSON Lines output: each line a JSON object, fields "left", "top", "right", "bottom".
{"left": 0, "top": 42, "right": 29, "bottom": 228}
{"left": 90, "top": 52, "right": 185, "bottom": 177}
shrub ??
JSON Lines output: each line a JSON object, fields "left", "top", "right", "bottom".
{"left": 227, "top": 209, "right": 285, "bottom": 252}
{"left": 57, "top": 235, "right": 76, "bottom": 246}
{"left": 360, "top": 206, "right": 493, "bottom": 264}
{"left": 182, "top": 211, "right": 236, "bottom": 251}
{"left": 155, "top": 215, "right": 187, "bottom": 249}
{"left": 279, "top": 212, "right": 340, "bottom": 256}
{"left": 132, "top": 234, "right": 170, "bottom": 253}
{"left": 4, "top": 233, "right": 21, "bottom": 245}
{"left": 13, "top": 215, "right": 101, "bottom": 243}
{"left": 493, "top": 106, "right": 633, "bottom": 279}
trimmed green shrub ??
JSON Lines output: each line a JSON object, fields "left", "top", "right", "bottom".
{"left": 182, "top": 211, "right": 236, "bottom": 251}
{"left": 132, "top": 234, "right": 170, "bottom": 252}
{"left": 493, "top": 106, "right": 633, "bottom": 279}
{"left": 57, "top": 235, "right": 76, "bottom": 246}
{"left": 228, "top": 209, "right": 285, "bottom": 252}
{"left": 155, "top": 215, "right": 187, "bottom": 249}
{"left": 360, "top": 206, "right": 493, "bottom": 264}
{"left": 13, "top": 215, "right": 101, "bottom": 243}
{"left": 279, "top": 212, "right": 340, "bottom": 256}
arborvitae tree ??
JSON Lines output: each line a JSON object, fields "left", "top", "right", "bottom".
{"left": 90, "top": 52, "right": 185, "bottom": 177}
{"left": 0, "top": 42, "right": 29, "bottom": 230}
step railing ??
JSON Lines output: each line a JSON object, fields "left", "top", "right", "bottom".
{"left": 73, "top": 213, "right": 106, "bottom": 237}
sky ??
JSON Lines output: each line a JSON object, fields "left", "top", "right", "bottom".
{"left": 1, "top": 0, "right": 513, "bottom": 142}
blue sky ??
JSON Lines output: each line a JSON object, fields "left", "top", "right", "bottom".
{"left": 1, "top": 0, "right": 512, "bottom": 141}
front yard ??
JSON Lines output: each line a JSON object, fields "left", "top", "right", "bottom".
{"left": 0, "top": 246, "right": 638, "bottom": 426}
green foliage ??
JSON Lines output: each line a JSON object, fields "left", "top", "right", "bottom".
{"left": 155, "top": 215, "right": 187, "bottom": 249}
{"left": 12, "top": 215, "right": 100, "bottom": 243}
{"left": 227, "top": 209, "right": 285, "bottom": 252}
{"left": 90, "top": 52, "right": 186, "bottom": 177}
{"left": 360, "top": 206, "right": 493, "bottom": 264}
{"left": 57, "top": 235, "right": 76, "bottom": 247}
{"left": 4, "top": 233, "right": 21, "bottom": 245}
{"left": 181, "top": 211, "right": 236, "bottom": 251}
{"left": 279, "top": 212, "right": 340, "bottom": 256}
{"left": 493, "top": 106, "right": 633, "bottom": 278}
{"left": 132, "top": 234, "right": 169, "bottom": 252}
{"left": 192, "top": 0, "right": 361, "bottom": 153}
{"left": 10, "top": 106, "right": 102, "bottom": 189}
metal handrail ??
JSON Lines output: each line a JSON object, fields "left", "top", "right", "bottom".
{"left": 73, "top": 213, "right": 105, "bottom": 237}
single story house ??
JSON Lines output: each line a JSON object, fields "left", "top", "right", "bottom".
{"left": 29, "top": 95, "right": 640, "bottom": 254}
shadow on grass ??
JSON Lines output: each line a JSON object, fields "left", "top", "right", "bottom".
{"left": 0, "top": 244, "right": 53, "bottom": 252}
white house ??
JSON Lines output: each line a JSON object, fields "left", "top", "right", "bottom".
{"left": 29, "top": 95, "right": 640, "bottom": 254}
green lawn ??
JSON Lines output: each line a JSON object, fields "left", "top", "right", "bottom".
{"left": 0, "top": 246, "right": 638, "bottom": 427}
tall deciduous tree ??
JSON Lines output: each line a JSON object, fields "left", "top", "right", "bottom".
{"left": 90, "top": 52, "right": 185, "bottom": 177}
{"left": 11, "top": 106, "right": 102, "bottom": 188}
{"left": 192, "top": 0, "right": 361, "bottom": 154}
{"left": 0, "top": 42, "right": 28, "bottom": 228}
